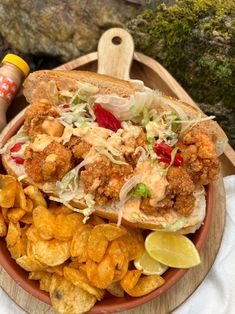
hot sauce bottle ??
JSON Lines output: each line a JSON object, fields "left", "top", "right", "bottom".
{"left": 0, "top": 53, "right": 30, "bottom": 131}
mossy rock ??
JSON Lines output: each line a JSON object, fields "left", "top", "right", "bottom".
{"left": 127, "top": 0, "right": 235, "bottom": 146}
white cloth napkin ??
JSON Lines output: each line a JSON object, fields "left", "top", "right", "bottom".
{"left": 0, "top": 176, "right": 235, "bottom": 314}
{"left": 174, "top": 175, "right": 235, "bottom": 314}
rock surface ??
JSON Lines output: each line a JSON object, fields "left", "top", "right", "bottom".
{"left": 127, "top": 0, "right": 235, "bottom": 147}
{"left": 0, "top": 0, "right": 138, "bottom": 61}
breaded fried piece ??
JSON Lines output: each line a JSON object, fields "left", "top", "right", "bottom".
{"left": 167, "top": 166, "right": 195, "bottom": 195}
{"left": 24, "top": 102, "right": 60, "bottom": 137}
{"left": 65, "top": 136, "right": 91, "bottom": 160}
{"left": 80, "top": 155, "right": 133, "bottom": 205}
{"left": 174, "top": 194, "right": 195, "bottom": 216}
{"left": 178, "top": 127, "right": 220, "bottom": 185}
{"left": 140, "top": 196, "right": 174, "bottom": 216}
{"left": 25, "top": 141, "right": 73, "bottom": 183}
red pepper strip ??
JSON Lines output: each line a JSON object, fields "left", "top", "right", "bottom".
{"left": 10, "top": 142, "right": 25, "bottom": 165}
{"left": 94, "top": 103, "right": 122, "bottom": 132}
{"left": 10, "top": 142, "right": 25, "bottom": 153}
{"left": 154, "top": 142, "right": 183, "bottom": 166}
{"left": 10, "top": 156, "right": 24, "bottom": 164}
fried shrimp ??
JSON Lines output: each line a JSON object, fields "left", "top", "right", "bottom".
{"left": 25, "top": 141, "right": 73, "bottom": 183}
{"left": 80, "top": 155, "right": 133, "bottom": 205}
{"left": 178, "top": 127, "right": 220, "bottom": 185}
{"left": 65, "top": 136, "right": 91, "bottom": 160}
{"left": 173, "top": 194, "right": 195, "bottom": 216}
{"left": 24, "top": 102, "right": 60, "bottom": 137}
{"left": 166, "top": 166, "right": 195, "bottom": 195}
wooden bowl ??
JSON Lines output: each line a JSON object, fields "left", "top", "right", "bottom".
{"left": 0, "top": 115, "right": 213, "bottom": 313}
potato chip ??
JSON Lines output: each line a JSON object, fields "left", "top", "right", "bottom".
{"left": 16, "top": 255, "right": 47, "bottom": 271}
{"left": 107, "top": 240, "right": 129, "bottom": 282}
{"left": 50, "top": 204, "right": 73, "bottom": 216}
{"left": 70, "top": 224, "right": 93, "bottom": 261}
{"left": 14, "top": 183, "right": 28, "bottom": 211}
{"left": 86, "top": 254, "right": 115, "bottom": 289}
{"left": 25, "top": 198, "right": 34, "bottom": 213}
{"left": 39, "top": 272, "right": 53, "bottom": 292}
{"left": 29, "top": 271, "right": 47, "bottom": 280}
{"left": 47, "top": 264, "right": 66, "bottom": 276}
{"left": 54, "top": 213, "right": 83, "bottom": 241}
{"left": 1, "top": 207, "right": 9, "bottom": 224}
{"left": 8, "top": 237, "right": 24, "bottom": 259}
{"left": 106, "top": 282, "right": 124, "bottom": 298}
{"left": 120, "top": 270, "right": 142, "bottom": 291}
{"left": 100, "top": 224, "right": 127, "bottom": 241}
{"left": 120, "top": 228, "right": 145, "bottom": 261}
{"left": 87, "top": 232, "right": 108, "bottom": 263}
{"left": 6, "top": 221, "right": 20, "bottom": 247}
{"left": 69, "top": 261, "right": 81, "bottom": 270}
{"left": 26, "top": 224, "right": 43, "bottom": 242}
{"left": 79, "top": 263, "right": 87, "bottom": 274}
{"left": 0, "top": 175, "right": 17, "bottom": 208}
{"left": 28, "top": 271, "right": 52, "bottom": 292}
{"left": 0, "top": 211, "right": 7, "bottom": 236}
{"left": 34, "top": 239, "right": 71, "bottom": 266}
{"left": 89, "top": 215, "right": 106, "bottom": 226}
{"left": 20, "top": 212, "right": 33, "bottom": 224}
{"left": 49, "top": 274, "right": 96, "bottom": 314}
{"left": 64, "top": 266, "right": 105, "bottom": 301}
{"left": 20, "top": 225, "right": 28, "bottom": 256}
{"left": 7, "top": 207, "right": 26, "bottom": 223}
{"left": 33, "top": 205, "right": 55, "bottom": 240}
{"left": 24, "top": 185, "right": 47, "bottom": 207}
{"left": 26, "top": 240, "right": 36, "bottom": 256}
{"left": 122, "top": 274, "right": 165, "bottom": 297}
{"left": 87, "top": 224, "right": 126, "bottom": 263}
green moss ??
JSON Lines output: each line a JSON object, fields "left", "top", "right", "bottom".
{"left": 127, "top": 0, "right": 235, "bottom": 108}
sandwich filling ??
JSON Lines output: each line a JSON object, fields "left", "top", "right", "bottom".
{"left": 2, "top": 80, "right": 220, "bottom": 228}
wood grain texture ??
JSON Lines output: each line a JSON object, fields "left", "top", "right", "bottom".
{"left": 0, "top": 175, "right": 226, "bottom": 314}
{"left": 97, "top": 28, "right": 134, "bottom": 79}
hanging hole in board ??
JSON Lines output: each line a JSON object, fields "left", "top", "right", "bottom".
{"left": 112, "top": 36, "right": 122, "bottom": 45}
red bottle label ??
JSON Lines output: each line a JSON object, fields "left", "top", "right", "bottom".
{"left": 0, "top": 74, "right": 17, "bottom": 104}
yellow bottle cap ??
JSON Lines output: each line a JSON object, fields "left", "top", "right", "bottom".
{"left": 2, "top": 53, "right": 30, "bottom": 77}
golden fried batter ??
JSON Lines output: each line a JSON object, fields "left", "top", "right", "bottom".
{"left": 123, "top": 129, "right": 147, "bottom": 166}
{"left": 178, "top": 127, "right": 220, "bottom": 185}
{"left": 80, "top": 155, "right": 133, "bottom": 205}
{"left": 174, "top": 194, "right": 195, "bottom": 216}
{"left": 24, "top": 102, "right": 60, "bottom": 137}
{"left": 24, "top": 141, "right": 73, "bottom": 183}
{"left": 140, "top": 196, "right": 174, "bottom": 216}
{"left": 167, "top": 166, "right": 195, "bottom": 195}
{"left": 65, "top": 136, "right": 91, "bottom": 160}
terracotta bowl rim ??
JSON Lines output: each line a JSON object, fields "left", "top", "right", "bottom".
{"left": 0, "top": 116, "right": 213, "bottom": 313}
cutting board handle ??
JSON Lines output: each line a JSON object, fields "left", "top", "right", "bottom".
{"left": 97, "top": 28, "right": 134, "bottom": 79}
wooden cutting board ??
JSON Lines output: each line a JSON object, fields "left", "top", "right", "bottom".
{"left": 1, "top": 28, "right": 234, "bottom": 314}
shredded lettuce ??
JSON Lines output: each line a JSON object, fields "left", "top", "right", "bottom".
{"left": 131, "top": 183, "right": 151, "bottom": 198}
{"left": 143, "top": 106, "right": 149, "bottom": 126}
{"left": 160, "top": 147, "right": 179, "bottom": 176}
{"left": 95, "top": 146, "right": 127, "bottom": 165}
{"left": 82, "top": 194, "right": 95, "bottom": 223}
{"left": 56, "top": 159, "right": 93, "bottom": 202}
{"left": 147, "top": 143, "right": 158, "bottom": 164}
{"left": 17, "top": 174, "right": 28, "bottom": 182}
{"left": 134, "top": 146, "right": 149, "bottom": 162}
{"left": 49, "top": 193, "right": 95, "bottom": 224}
{"left": 171, "top": 115, "right": 180, "bottom": 133}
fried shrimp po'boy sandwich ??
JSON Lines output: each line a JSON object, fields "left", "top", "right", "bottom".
{"left": 1, "top": 70, "right": 228, "bottom": 233}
